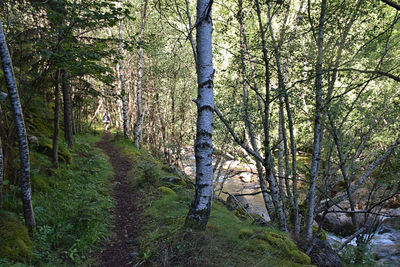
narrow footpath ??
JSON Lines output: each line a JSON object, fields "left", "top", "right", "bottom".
{"left": 95, "top": 133, "right": 142, "bottom": 267}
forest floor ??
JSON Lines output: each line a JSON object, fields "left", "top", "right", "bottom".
{"left": 94, "top": 133, "right": 143, "bottom": 267}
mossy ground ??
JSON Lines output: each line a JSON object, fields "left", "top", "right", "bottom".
{"left": 0, "top": 133, "right": 114, "bottom": 266}
{"left": 112, "top": 136, "right": 314, "bottom": 267}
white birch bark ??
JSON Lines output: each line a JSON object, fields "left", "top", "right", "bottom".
{"left": 134, "top": 0, "right": 149, "bottom": 148}
{"left": 306, "top": 0, "right": 327, "bottom": 241}
{"left": 185, "top": 0, "right": 214, "bottom": 229}
{"left": 0, "top": 19, "right": 35, "bottom": 230}
{"left": 118, "top": 0, "right": 128, "bottom": 138}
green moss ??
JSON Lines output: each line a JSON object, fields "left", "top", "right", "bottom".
{"left": 238, "top": 228, "right": 254, "bottom": 239}
{"left": 312, "top": 225, "right": 327, "bottom": 241}
{"left": 157, "top": 186, "right": 176, "bottom": 195}
{"left": 257, "top": 232, "right": 311, "bottom": 264}
{"left": 31, "top": 174, "right": 49, "bottom": 192}
{"left": 0, "top": 211, "right": 33, "bottom": 261}
{"left": 34, "top": 137, "right": 72, "bottom": 164}
{"left": 249, "top": 239, "right": 271, "bottom": 252}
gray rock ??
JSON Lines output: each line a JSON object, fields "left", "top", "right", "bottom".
{"left": 309, "top": 240, "right": 342, "bottom": 267}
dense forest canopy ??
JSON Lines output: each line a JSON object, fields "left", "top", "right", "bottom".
{"left": 0, "top": 0, "right": 399, "bottom": 266}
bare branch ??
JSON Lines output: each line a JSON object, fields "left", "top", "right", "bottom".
{"left": 214, "top": 106, "right": 265, "bottom": 164}
{"left": 381, "top": 0, "right": 400, "bottom": 11}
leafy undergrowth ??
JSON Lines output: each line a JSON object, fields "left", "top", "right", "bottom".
{"left": 112, "top": 135, "right": 313, "bottom": 267}
{"left": 0, "top": 133, "right": 114, "bottom": 266}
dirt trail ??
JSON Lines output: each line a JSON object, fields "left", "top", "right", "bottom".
{"left": 95, "top": 133, "right": 142, "bottom": 267}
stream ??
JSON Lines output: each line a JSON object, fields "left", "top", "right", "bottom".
{"left": 181, "top": 149, "right": 400, "bottom": 266}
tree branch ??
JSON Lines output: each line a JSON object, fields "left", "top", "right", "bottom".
{"left": 337, "top": 68, "right": 400, "bottom": 82}
{"left": 214, "top": 106, "right": 265, "bottom": 164}
{"left": 381, "top": 0, "right": 400, "bottom": 11}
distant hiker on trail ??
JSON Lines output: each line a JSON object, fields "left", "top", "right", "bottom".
{"left": 103, "top": 114, "right": 110, "bottom": 130}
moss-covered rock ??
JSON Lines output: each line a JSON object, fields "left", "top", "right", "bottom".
{"left": 0, "top": 211, "right": 33, "bottom": 261}
{"left": 257, "top": 232, "right": 311, "bottom": 264}
{"left": 162, "top": 176, "right": 186, "bottom": 186}
{"left": 249, "top": 239, "right": 271, "bottom": 252}
{"left": 35, "top": 137, "right": 72, "bottom": 164}
{"left": 157, "top": 186, "right": 176, "bottom": 195}
{"left": 238, "top": 228, "right": 254, "bottom": 239}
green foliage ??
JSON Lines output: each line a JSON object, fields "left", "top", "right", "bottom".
{"left": 0, "top": 211, "right": 33, "bottom": 262}
{"left": 0, "top": 133, "right": 114, "bottom": 266}
{"left": 30, "top": 134, "right": 113, "bottom": 265}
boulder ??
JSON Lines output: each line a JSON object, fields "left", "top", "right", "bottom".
{"left": 308, "top": 240, "right": 342, "bottom": 267}
{"left": 238, "top": 172, "right": 253, "bottom": 183}
{"left": 226, "top": 195, "right": 249, "bottom": 211}
{"left": 318, "top": 207, "right": 355, "bottom": 236}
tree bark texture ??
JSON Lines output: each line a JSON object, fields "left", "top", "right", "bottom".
{"left": 133, "top": 0, "right": 149, "bottom": 148}
{"left": 52, "top": 70, "right": 60, "bottom": 168}
{"left": 0, "top": 19, "right": 35, "bottom": 230}
{"left": 61, "top": 69, "right": 73, "bottom": 148}
{"left": 0, "top": 91, "right": 5, "bottom": 209}
{"left": 306, "top": 0, "right": 327, "bottom": 242}
{"left": 118, "top": 1, "right": 129, "bottom": 139}
{"left": 186, "top": 0, "right": 215, "bottom": 230}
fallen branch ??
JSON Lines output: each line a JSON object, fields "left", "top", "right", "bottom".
{"left": 335, "top": 227, "right": 366, "bottom": 252}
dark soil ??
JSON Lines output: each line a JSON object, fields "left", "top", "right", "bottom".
{"left": 94, "top": 133, "right": 143, "bottom": 267}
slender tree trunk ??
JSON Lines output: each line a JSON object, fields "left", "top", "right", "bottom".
{"left": 255, "top": 0, "right": 287, "bottom": 231}
{"left": 89, "top": 99, "right": 102, "bottom": 128}
{"left": 0, "top": 20, "right": 35, "bottom": 231}
{"left": 278, "top": 104, "right": 286, "bottom": 201}
{"left": 285, "top": 92, "right": 300, "bottom": 234}
{"left": 185, "top": 0, "right": 215, "bottom": 230}
{"left": 61, "top": 69, "right": 73, "bottom": 148}
{"left": 52, "top": 70, "right": 60, "bottom": 168}
{"left": 306, "top": 0, "right": 327, "bottom": 242}
{"left": 238, "top": 0, "right": 274, "bottom": 218}
{"left": 118, "top": 1, "right": 128, "bottom": 138}
{"left": 134, "top": 0, "right": 149, "bottom": 148}
{"left": 0, "top": 91, "right": 6, "bottom": 209}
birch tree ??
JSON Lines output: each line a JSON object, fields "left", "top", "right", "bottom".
{"left": 133, "top": 0, "right": 149, "bottom": 148}
{"left": 0, "top": 19, "right": 35, "bottom": 231}
{"left": 185, "top": 0, "right": 215, "bottom": 230}
{"left": 306, "top": 0, "right": 327, "bottom": 242}
{"left": 118, "top": 0, "right": 129, "bottom": 138}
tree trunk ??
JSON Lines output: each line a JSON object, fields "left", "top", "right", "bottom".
{"left": 0, "top": 91, "right": 6, "bottom": 209}
{"left": 306, "top": 0, "right": 327, "bottom": 242}
{"left": 0, "top": 19, "right": 35, "bottom": 231}
{"left": 185, "top": 0, "right": 215, "bottom": 230}
{"left": 118, "top": 1, "right": 129, "bottom": 138}
{"left": 255, "top": 0, "right": 287, "bottom": 231}
{"left": 133, "top": 0, "right": 149, "bottom": 148}
{"left": 52, "top": 70, "right": 60, "bottom": 168}
{"left": 238, "top": 0, "right": 274, "bottom": 218}
{"left": 61, "top": 69, "right": 73, "bottom": 148}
